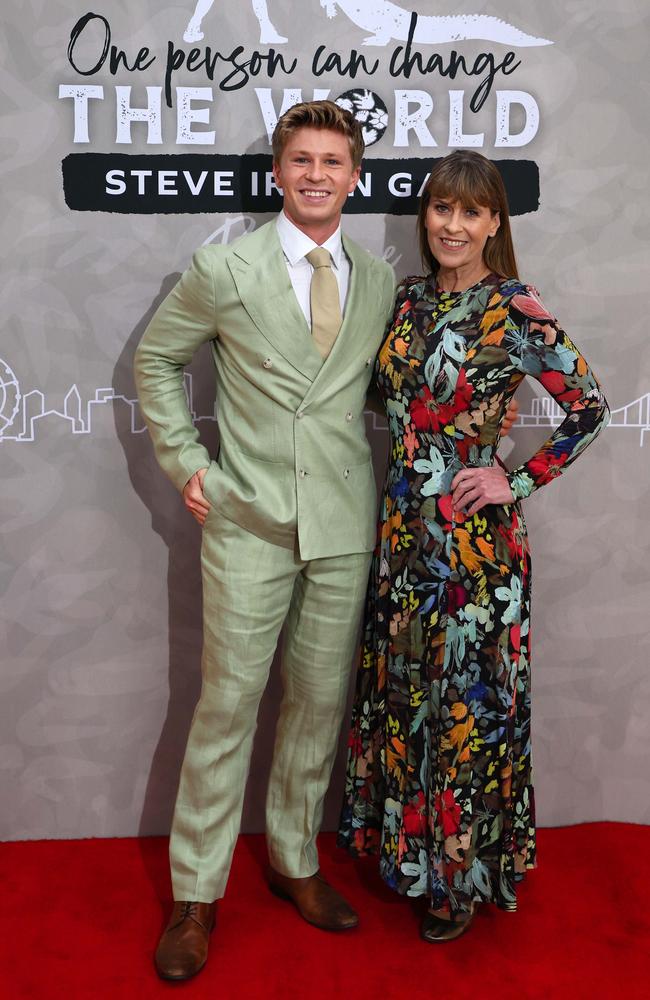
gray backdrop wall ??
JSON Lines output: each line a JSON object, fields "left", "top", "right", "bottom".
{"left": 1, "top": 0, "right": 648, "bottom": 841}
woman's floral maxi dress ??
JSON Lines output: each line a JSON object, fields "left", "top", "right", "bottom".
{"left": 338, "top": 273, "right": 609, "bottom": 915}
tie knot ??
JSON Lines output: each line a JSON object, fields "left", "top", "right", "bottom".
{"left": 306, "top": 247, "right": 332, "bottom": 269}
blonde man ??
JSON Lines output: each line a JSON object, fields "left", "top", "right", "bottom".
{"left": 135, "top": 101, "right": 395, "bottom": 980}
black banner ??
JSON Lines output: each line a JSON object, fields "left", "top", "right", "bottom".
{"left": 62, "top": 153, "right": 539, "bottom": 216}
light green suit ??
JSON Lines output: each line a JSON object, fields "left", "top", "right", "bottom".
{"left": 135, "top": 220, "right": 394, "bottom": 901}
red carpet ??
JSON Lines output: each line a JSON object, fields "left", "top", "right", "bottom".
{"left": 1, "top": 825, "right": 648, "bottom": 1000}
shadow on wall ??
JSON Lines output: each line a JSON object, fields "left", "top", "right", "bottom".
{"left": 113, "top": 272, "right": 206, "bottom": 844}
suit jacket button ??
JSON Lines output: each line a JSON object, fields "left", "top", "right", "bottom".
{"left": 343, "top": 468, "right": 350, "bottom": 478}
{"left": 296, "top": 411, "right": 304, "bottom": 420}
{"left": 299, "top": 468, "right": 306, "bottom": 478}
{"left": 366, "top": 357, "right": 373, "bottom": 366}
{"left": 345, "top": 411, "right": 353, "bottom": 422}
{"left": 263, "top": 358, "right": 273, "bottom": 369}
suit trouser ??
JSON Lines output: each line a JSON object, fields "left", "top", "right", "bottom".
{"left": 169, "top": 513, "right": 372, "bottom": 902}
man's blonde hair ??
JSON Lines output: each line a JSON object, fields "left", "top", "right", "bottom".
{"left": 272, "top": 100, "right": 364, "bottom": 168}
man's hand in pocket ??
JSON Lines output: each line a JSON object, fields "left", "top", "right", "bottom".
{"left": 183, "top": 468, "right": 211, "bottom": 525}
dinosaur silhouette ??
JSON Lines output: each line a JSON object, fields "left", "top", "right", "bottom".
{"left": 320, "top": 0, "right": 552, "bottom": 47}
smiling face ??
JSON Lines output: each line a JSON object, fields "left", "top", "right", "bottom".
{"left": 425, "top": 198, "right": 500, "bottom": 288}
{"left": 273, "top": 127, "right": 361, "bottom": 244}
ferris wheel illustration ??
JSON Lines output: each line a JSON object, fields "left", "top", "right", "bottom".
{"left": 0, "top": 358, "right": 20, "bottom": 436}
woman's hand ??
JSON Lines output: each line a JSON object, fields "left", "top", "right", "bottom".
{"left": 501, "top": 396, "right": 519, "bottom": 434}
{"left": 451, "top": 465, "right": 515, "bottom": 517}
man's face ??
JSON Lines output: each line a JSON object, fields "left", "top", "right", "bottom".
{"left": 273, "top": 127, "right": 361, "bottom": 242}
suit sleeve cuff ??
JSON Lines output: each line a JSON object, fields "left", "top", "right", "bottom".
{"left": 173, "top": 447, "right": 212, "bottom": 493}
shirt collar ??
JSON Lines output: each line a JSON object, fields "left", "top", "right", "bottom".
{"left": 276, "top": 211, "right": 344, "bottom": 270}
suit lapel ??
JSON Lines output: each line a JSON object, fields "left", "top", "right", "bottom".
{"left": 226, "top": 222, "right": 323, "bottom": 382}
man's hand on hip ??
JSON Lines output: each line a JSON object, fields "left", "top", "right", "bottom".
{"left": 183, "top": 468, "right": 211, "bottom": 525}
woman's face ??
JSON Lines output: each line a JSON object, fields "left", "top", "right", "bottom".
{"left": 425, "top": 197, "right": 500, "bottom": 275}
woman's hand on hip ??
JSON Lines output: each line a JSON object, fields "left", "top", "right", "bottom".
{"left": 501, "top": 396, "right": 519, "bottom": 434}
{"left": 451, "top": 466, "right": 515, "bottom": 516}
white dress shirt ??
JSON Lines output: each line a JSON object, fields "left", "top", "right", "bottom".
{"left": 275, "top": 211, "right": 351, "bottom": 327}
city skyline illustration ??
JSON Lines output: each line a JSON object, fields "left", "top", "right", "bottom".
{"left": 0, "top": 362, "right": 646, "bottom": 446}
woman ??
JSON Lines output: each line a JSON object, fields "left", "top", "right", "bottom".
{"left": 338, "top": 150, "right": 609, "bottom": 941}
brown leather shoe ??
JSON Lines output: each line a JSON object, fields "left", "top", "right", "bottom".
{"left": 154, "top": 900, "right": 216, "bottom": 980}
{"left": 268, "top": 868, "right": 359, "bottom": 931}
{"left": 420, "top": 902, "right": 477, "bottom": 943}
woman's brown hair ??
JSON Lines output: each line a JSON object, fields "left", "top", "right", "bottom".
{"left": 417, "top": 150, "right": 519, "bottom": 280}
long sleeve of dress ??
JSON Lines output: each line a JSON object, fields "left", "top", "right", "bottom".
{"left": 502, "top": 286, "right": 610, "bottom": 500}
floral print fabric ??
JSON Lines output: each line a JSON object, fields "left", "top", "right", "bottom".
{"left": 338, "top": 273, "right": 609, "bottom": 914}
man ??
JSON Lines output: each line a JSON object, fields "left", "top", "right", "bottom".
{"left": 135, "top": 101, "right": 395, "bottom": 981}
{"left": 184, "top": 0, "right": 287, "bottom": 45}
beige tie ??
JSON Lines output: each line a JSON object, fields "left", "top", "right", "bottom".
{"left": 306, "top": 247, "right": 342, "bottom": 359}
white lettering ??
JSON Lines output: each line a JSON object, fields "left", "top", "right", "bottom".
{"left": 58, "top": 84, "right": 104, "bottom": 143}
{"left": 394, "top": 90, "right": 437, "bottom": 148}
{"left": 265, "top": 172, "right": 282, "bottom": 196}
{"left": 158, "top": 170, "right": 178, "bottom": 195}
{"left": 132, "top": 170, "right": 152, "bottom": 195}
{"left": 105, "top": 169, "right": 126, "bottom": 195}
{"left": 99, "top": 169, "right": 240, "bottom": 197}
{"left": 448, "top": 90, "right": 484, "bottom": 148}
{"left": 115, "top": 86, "right": 162, "bottom": 144}
{"left": 176, "top": 87, "right": 215, "bottom": 145}
{"left": 388, "top": 173, "right": 412, "bottom": 197}
{"left": 495, "top": 91, "right": 539, "bottom": 147}
{"left": 214, "top": 171, "right": 234, "bottom": 195}
{"left": 201, "top": 216, "right": 257, "bottom": 248}
{"left": 355, "top": 173, "right": 372, "bottom": 197}
{"left": 183, "top": 170, "right": 208, "bottom": 195}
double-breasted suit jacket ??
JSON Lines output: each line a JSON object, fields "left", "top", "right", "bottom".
{"left": 135, "top": 220, "right": 395, "bottom": 559}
